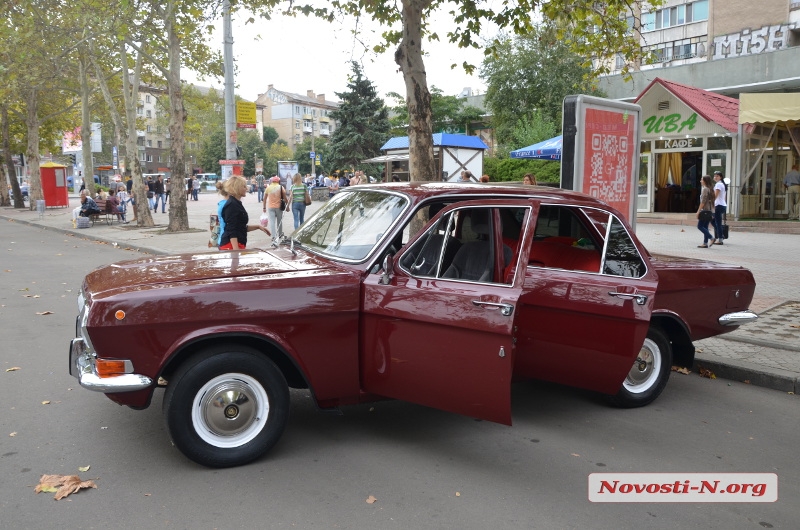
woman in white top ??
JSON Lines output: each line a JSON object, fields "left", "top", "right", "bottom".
{"left": 711, "top": 171, "right": 727, "bottom": 245}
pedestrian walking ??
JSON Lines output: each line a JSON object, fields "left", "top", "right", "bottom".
{"left": 696, "top": 175, "right": 715, "bottom": 248}
{"left": 783, "top": 164, "right": 800, "bottom": 220}
{"left": 262, "top": 176, "right": 287, "bottom": 246}
{"left": 712, "top": 171, "right": 727, "bottom": 245}
{"left": 153, "top": 175, "right": 166, "bottom": 213}
{"left": 287, "top": 173, "right": 308, "bottom": 230}
{"left": 192, "top": 176, "right": 201, "bottom": 201}
{"left": 256, "top": 172, "right": 266, "bottom": 203}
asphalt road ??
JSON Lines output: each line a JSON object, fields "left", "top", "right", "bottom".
{"left": 1, "top": 223, "right": 798, "bottom": 529}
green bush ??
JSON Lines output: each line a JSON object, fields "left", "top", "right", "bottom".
{"left": 483, "top": 157, "right": 560, "bottom": 183}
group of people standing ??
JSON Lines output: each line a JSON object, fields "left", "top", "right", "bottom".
{"left": 696, "top": 171, "right": 728, "bottom": 248}
{"left": 215, "top": 173, "right": 312, "bottom": 251}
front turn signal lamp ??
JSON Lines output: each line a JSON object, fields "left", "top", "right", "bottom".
{"left": 96, "top": 358, "right": 133, "bottom": 378}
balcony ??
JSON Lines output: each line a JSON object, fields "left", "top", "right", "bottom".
{"left": 320, "top": 128, "right": 330, "bottom": 136}
{"left": 303, "top": 125, "right": 313, "bottom": 133}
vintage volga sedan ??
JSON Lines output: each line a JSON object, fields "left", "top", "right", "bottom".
{"left": 69, "top": 183, "right": 757, "bottom": 467}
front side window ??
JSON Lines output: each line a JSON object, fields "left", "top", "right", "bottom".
{"left": 400, "top": 205, "right": 526, "bottom": 285}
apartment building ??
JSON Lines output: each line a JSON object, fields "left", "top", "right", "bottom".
{"left": 255, "top": 86, "right": 339, "bottom": 152}
{"left": 601, "top": 0, "right": 800, "bottom": 99}
{"left": 137, "top": 87, "right": 170, "bottom": 174}
{"left": 598, "top": 1, "right": 800, "bottom": 219}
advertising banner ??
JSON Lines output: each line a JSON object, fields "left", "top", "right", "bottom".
{"left": 561, "top": 95, "right": 641, "bottom": 225}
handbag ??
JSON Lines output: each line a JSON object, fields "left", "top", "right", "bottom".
{"left": 722, "top": 212, "right": 729, "bottom": 239}
{"left": 699, "top": 210, "right": 713, "bottom": 223}
{"left": 147, "top": 191, "right": 154, "bottom": 199}
{"left": 304, "top": 188, "right": 312, "bottom": 205}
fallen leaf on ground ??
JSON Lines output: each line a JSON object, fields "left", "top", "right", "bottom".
{"left": 790, "top": 325, "right": 800, "bottom": 329}
{"left": 699, "top": 368, "right": 717, "bottom": 379}
{"left": 78, "top": 466, "right": 90, "bottom": 472}
{"left": 35, "top": 474, "right": 97, "bottom": 500}
{"left": 144, "top": 493, "right": 151, "bottom": 496}
{"left": 366, "top": 495, "right": 377, "bottom": 504}
{"left": 743, "top": 380, "right": 751, "bottom": 384}
{"left": 570, "top": 453, "right": 580, "bottom": 457}
{"left": 671, "top": 366, "right": 690, "bottom": 375}
{"left": 35, "top": 311, "right": 54, "bottom": 315}
{"left": 10, "top": 432, "right": 17, "bottom": 437}
{"left": 455, "top": 492, "right": 461, "bottom": 497}
{"left": 18, "top": 288, "right": 28, "bottom": 291}
{"left": 42, "top": 401, "right": 51, "bottom": 405}
{"left": 6, "top": 367, "right": 21, "bottom": 372}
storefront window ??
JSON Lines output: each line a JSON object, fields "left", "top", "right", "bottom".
{"left": 707, "top": 136, "right": 732, "bottom": 150}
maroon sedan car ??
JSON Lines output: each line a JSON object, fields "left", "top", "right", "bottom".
{"left": 69, "top": 183, "right": 757, "bottom": 467}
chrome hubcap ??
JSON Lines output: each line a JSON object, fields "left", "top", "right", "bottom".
{"left": 623, "top": 338, "right": 661, "bottom": 394}
{"left": 192, "top": 374, "right": 269, "bottom": 448}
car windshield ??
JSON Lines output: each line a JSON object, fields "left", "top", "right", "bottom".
{"left": 293, "top": 189, "right": 409, "bottom": 261}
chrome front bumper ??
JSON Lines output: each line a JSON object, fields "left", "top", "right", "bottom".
{"left": 718, "top": 310, "right": 759, "bottom": 327}
{"left": 69, "top": 338, "right": 153, "bottom": 392}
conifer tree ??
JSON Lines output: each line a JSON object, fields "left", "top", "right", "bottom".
{"left": 328, "top": 62, "right": 391, "bottom": 171}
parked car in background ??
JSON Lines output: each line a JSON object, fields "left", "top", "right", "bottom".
{"left": 69, "top": 183, "right": 757, "bottom": 467}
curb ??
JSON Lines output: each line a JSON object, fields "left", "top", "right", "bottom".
{"left": 1, "top": 214, "right": 167, "bottom": 256}
{"left": 693, "top": 353, "right": 799, "bottom": 394}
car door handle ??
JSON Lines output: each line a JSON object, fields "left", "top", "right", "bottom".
{"left": 608, "top": 291, "right": 648, "bottom": 305}
{"left": 472, "top": 300, "right": 514, "bottom": 316}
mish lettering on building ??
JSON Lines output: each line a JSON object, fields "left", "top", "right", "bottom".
{"left": 712, "top": 24, "right": 796, "bottom": 60}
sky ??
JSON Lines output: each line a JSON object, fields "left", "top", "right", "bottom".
{"left": 181, "top": 7, "right": 493, "bottom": 104}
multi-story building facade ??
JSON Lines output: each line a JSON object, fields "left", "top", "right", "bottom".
{"left": 137, "top": 87, "right": 170, "bottom": 175}
{"left": 255, "top": 86, "right": 339, "bottom": 152}
{"left": 598, "top": 0, "right": 800, "bottom": 219}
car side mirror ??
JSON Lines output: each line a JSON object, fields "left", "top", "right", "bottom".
{"left": 379, "top": 253, "right": 394, "bottom": 285}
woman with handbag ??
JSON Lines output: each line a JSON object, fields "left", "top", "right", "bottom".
{"left": 287, "top": 173, "right": 310, "bottom": 230}
{"left": 696, "top": 175, "right": 716, "bottom": 248}
{"left": 262, "top": 176, "right": 287, "bottom": 246}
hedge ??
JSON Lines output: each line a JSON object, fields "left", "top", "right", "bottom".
{"left": 483, "top": 157, "right": 560, "bottom": 183}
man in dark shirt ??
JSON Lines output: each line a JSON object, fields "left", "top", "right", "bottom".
{"left": 153, "top": 175, "right": 166, "bottom": 213}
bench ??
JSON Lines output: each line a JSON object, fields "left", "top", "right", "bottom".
{"left": 88, "top": 199, "right": 122, "bottom": 226}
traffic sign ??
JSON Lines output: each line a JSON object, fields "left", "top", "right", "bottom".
{"left": 309, "top": 151, "right": 315, "bottom": 159}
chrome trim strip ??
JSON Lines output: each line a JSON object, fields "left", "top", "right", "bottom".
{"left": 718, "top": 310, "right": 758, "bottom": 327}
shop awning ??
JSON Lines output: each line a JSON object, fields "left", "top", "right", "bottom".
{"left": 739, "top": 93, "right": 800, "bottom": 124}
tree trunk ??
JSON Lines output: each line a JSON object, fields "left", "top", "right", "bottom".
{"left": 79, "top": 54, "right": 96, "bottom": 198}
{"left": 165, "top": 3, "right": 189, "bottom": 231}
{"left": 25, "top": 89, "right": 42, "bottom": 211}
{"left": 1, "top": 105, "right": 20, "bottom": 207}
{"left": 395, "top": 0, "right": 436, "bottom": 183}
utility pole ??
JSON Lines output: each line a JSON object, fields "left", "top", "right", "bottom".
{"left": 223, "top": 0, "right": 236, "bottom": 161}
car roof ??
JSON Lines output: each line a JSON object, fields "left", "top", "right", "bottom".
{"left": 348, "top": 181, "right": 609, "bottom": 209}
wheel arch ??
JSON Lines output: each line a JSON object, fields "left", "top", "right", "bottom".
{"left": 650, "top": 311, "right": 695, "bottom": 368}
{"left": 159, "top": 333, "right": 311, "bottom": 391}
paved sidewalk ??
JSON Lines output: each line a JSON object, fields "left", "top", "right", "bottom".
{"left": 3, "top": 193, "right": 799, "bottom": 393}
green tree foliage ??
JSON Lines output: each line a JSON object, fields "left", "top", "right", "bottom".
{"left": 237, "top": 129, "right": 269, "bottom": 177}
{"left": 293, "top": 136, "right": 331, "bottom": 175}
{"left": 327, "top": 62, "right": 391, "bottom": 171}
{"left": 262, "top": 126, "right": 279, "bottom": 147}
{"left": 283, "top": 0, "right": 652, "bottom": 183}
{"left": 386, "top": 86, "right": 485, "bottom": 136}
{"left": 198, "top": 129, "right": 226, "bottom": 176}
{"left": 480, "top": 23, "right": 604, "bottom": 149}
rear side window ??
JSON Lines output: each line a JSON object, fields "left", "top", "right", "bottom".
{"left": 528, "top": 205, "right": 646, "bottom": 278}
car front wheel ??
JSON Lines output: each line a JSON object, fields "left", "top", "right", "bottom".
{"left": 163, "top": 346, "right": 289, "bottom": 468}
{"left": 608, "top": 327, "right": 672, "bottom": 408}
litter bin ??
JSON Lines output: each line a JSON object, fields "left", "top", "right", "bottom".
{"left": 36, "top": 200, "right": 46, "bottom": 219}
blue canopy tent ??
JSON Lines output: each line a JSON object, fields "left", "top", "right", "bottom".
{"left": 509, "top": 135, "right": 562, "bottom": 161}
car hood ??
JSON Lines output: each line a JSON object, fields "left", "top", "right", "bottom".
{"left": 84, "top": 247, "right": 336, "bottom": 298}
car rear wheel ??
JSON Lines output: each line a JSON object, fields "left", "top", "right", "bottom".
{"left": 163, "top": 346, "right": 289, "bottom": 468}
{"left": 608, "top": 327, "right": 672, "bottom": 408}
